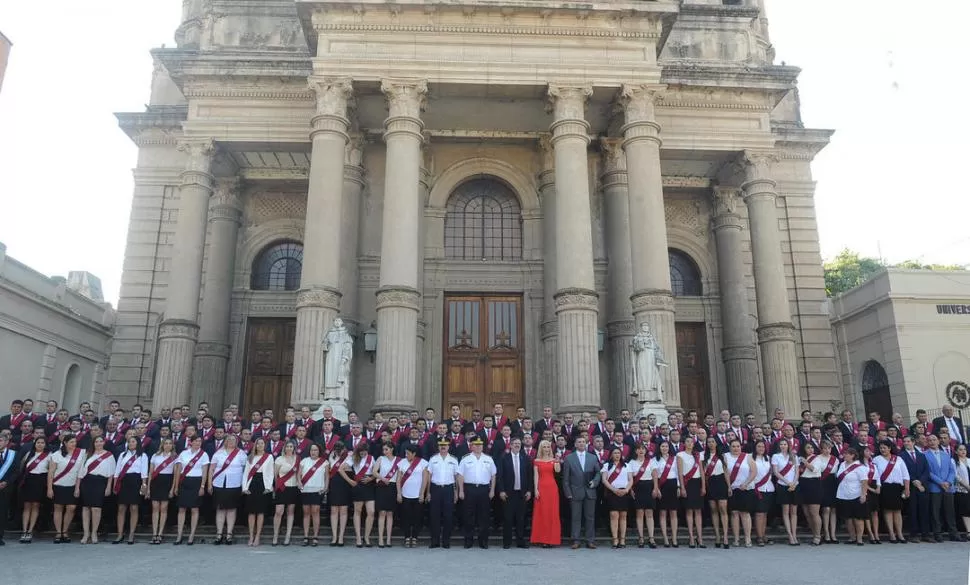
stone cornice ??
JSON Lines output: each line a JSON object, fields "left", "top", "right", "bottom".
{"left": 660, "top": 64, "right": 800, "bottom": 91}
{"left": 312, "top": 22, "right": 663, "bottom": 40}
{"left": 152, "top": 48, "right": 312, "bottom": 88}
{"left": 678, "top": 4, "right": 761, "bottom": 19}
{"left": 771, "top": 125, "right": 835, "bottom": 160}
{"left": 116, "top": 107, "right": 188, "bottom": 146}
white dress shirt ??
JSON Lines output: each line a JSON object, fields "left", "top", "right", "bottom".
{"left": 210, "top": 448, "right": 245, "bottom": 488}
{"left": 602, "top": 462, "right": 631, "bottom": 489}
{"left": 176, "top": 449, "right": 209, "bottom": 478}
{"left": 753, "top": 458, "right": 774, "bottom": 493}
{"left": 115, "top": 450, "right": 148, "bottom": 478}
{"left": 944, "top": 417, "right": 964, "bottom": 444}
{"left": 770, "top": 453, "right": 797, "bottom": 486}
{"left": 723, "top": 453, "right": 752, "bottom": 489}
{"left": 872, "top": 454, "right": 910, "bottom": 485}
{"left": 51, "top": 450, "right": 87, "bottom": 486}
{"left": 243, "top": 453, "right": 275, "bottom": 492}
{"left": 458, "top": 453, "right": 496, "bottom": 485}
{"left": 836, "top": 462, "right": 869, "bottom": 500}
{"left": 299, "top": 457, "right": 328, "bottom": 493}
{"left": 150, "top": 452, "right": 178, "bottom": 476}
{"left": 79, "top": 450, "right": 116, "bottom": 479}
{"left": 428, "top": 453, "right": 459, "bottom": 485}
{"left": 399, "top": 458, "right": 428, "bottom": 498}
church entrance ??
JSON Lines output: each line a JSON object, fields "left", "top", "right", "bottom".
{"left": 676, "top": 322, "right": 712, "bottom": 415}
{"left": 442, "top": 294, "right": 524, "bottom": 420}
{"left": 242, "top": 318, "right": 296, "bottom": 418}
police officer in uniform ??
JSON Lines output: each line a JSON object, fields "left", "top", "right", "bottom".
{"left": 426, "top": 439, "right": 458, "bottom": 548}
{"left": 457, "top": 437, "right": 497, "bottom": 549}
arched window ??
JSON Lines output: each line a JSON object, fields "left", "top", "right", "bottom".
{"left": 669, "top": 249, "right": 702, "bottom": 296}
{"left": 444, "top": 178, "right": 522, "bottom": 261}
{"left": 251, "top": 241, "right": 304, "bottom": 291}
{"left": 861, "top": 360, "right": 893, "bottom": 422}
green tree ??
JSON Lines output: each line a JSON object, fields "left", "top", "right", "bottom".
{"left": 823, "top": 248, "right": 885, "bottom": 297}
{"left": 893, "top": 259, "right": 967, "bottom": 271}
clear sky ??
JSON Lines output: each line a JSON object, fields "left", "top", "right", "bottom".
{"left": 0, "top": 0, "right": 967, "bottom": 306}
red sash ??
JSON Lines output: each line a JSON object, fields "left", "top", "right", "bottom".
{"left": 354, "top": 455, "right": 374, "bottom": 481}
{"left": 9, "top": 412, "right": 25, "bottom": 429}
{"left": 180, "top": 449, "right": 205, "bottom": 479}
{"left": 704, "top": 456, "right": 719, "bottom": 480}
{"left": 880, "top": 456, "right": 897, "bottom": 483}
{"left": 729, "top": 454, "right": 746, "bottom": 484}
{"left": 152, "top": 454, "right": 177, "bottom": 480}
{"left": 658, "top": 457, "right": 675, "bottom": 483}
{"left": 399, "top": 457, "right": 422, "bottom": 486}
{"left": 20, "top": 451, "right": 49, "bottom": 486}
{"left": 755, "top": 467, "right": 772, "bottom": 498}
{"left": 211, "top": 448, "right": 241, "bottom": 482}
{"left": 777, "top": 459, "right": 795, "bottom": 481}
{"left": 633, "top": 460, "right": 650, "bottom": 483}
{"left": 607, "top": 463, "right": 625, "bottom": 484}
{"left": 383, "top": 457, "right": 403, "bottom": 482}
{"left": 284, "top": 425, "right": 298, "bottom": 440}
{"left": 329, "top": 453, "right": 348, "bottom": 478}
{"left": 247, "top": 453, "right": 270, "bottom": 483}
{"left": 201, "top": 427, "right": 216, "bottom": 442}
{"left": 113, "top": 453, "right": 140, "bottom": 493}
{"left": 295, "top": 438, "right": 311, "bottom": 454}
{"left": 53, "top": 448, "right": 81, "bottom": 483}
{"left": 867, "top": 462, "right": 876, "bottom": 482}
{"left": 323, "top": 434, "right": 340, "bottom": 453}
{"left": 86, "top": 450, "right": 113, "bottom": 474}
{"left": 299, "top": 457, "right": 326, "bottom": 486}
{"left": 275, "top": 459, "right": 300, "bottom": 492}
{"left": 140, "top": 435, "right": 152, "bottom": 450}
{"left": 683, "top": 454, "right": 700, "bottom": 480}
{"left": 837, "top": 462, "right": 862, "bottom": 481}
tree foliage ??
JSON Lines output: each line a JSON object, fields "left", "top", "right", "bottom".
{"left": 823, "top": 248, "right": 968, "bottom": 297}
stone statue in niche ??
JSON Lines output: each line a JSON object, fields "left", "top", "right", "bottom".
{"left": 630, "top": 323, "right": 669, "bottom": 418}
{"left": 323, "top": 317, "right": 353, "bottom": 402}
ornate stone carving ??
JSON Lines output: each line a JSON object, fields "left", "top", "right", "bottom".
{"left": 210, "top": 178, "right": 242, "bottom": 223}
{"left": 381, "top": 79, "right": 428, "bottom": 118}
{"left": 600, "top": 138, "right": 627, "bottom": 174}
{"left": 741, "top": 150, "right": 779, "bottom": 183}
{"left": 554, "top": 288, "right": 599, "bottom": 313}
{"left": 547, "top": 84, "right": 592, "bottom": 121}
{"left": 375, "top": 286, "right": 422, "bottom": 311}
{"left": 345, "top": 133, "right": 365, "bottom": 167}
{"left": 606, "top": 319, "right": 636, "bottom": 338}
{"left": 309, "top": 77, "right": 354, "bottom": 116}
{"left": 757, "top": 322, "right": 796, "bottom": 343}
{"left": 537, "top": 134, "right": 555, "bottom": 173}
{"left": 247, "top": 192, "right": 307, "bottom": 223}
{"left": 158, "top": 319, "right": 200, "bottom": 341}
{"left": 722, "top": 345, "right": 758, "bottom": 362}
{"left": 296, "top": 286, "right": 342, "bottom": 311}
{"left": 630, "top": 289, "right": 675, "bottom": 313}
{"left": 618, "top": 84, "right": 664, "bottom": 123}
{"left": 664, "top": 200, "right": 705, "bottom": 236}
{"left": 712, "top": 186, "right": 741, "bottom": 217}
{"left": 177, "top": 139, "right": 217, "bottom": 173}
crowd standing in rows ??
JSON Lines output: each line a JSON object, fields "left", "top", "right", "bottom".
{"left": 0, "top": 397, "right": 967, "bottom": 549}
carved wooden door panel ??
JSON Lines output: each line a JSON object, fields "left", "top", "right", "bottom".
{"left": 676, "top": 322, "right": 712, "bottom": 415}
{"left": 243, "top": 318, "right": 296, "bottom": 417}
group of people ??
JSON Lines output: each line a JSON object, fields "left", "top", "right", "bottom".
{"left": 0, "top": 396, "right": 968, "bottom": 550}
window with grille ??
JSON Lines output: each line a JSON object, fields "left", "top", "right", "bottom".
{"left": 251, "top": 241, "right": 304, "bottom": 291}
{"left": 444, "top": 178, "right": 522, "bottom": 261}
{"left": 669, "top": 249, "right": 702, "bottom": 297}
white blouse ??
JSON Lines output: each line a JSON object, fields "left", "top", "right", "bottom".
{"left": 703, "top": 456, "right": 725, "bottom": 477}
{"left": 602, "top": 462, "right": 631, "bottom": 489}
{"left": 872, "top": 455, "right": 910, "bottom": 486}
{"left": 243, "top": 453, "right": 275, "bottom": 492}
{"left": 115, "top": 451, "right": 148, "bottom": 478}
{"left": 377, "top": 455, "right": 402, "bottom": 484}
{"left": 50, "top": 450, "right": 87, "bottom": 486}
{"left": 275, "top": 456, "right": 300, "bottom": 489}
{"left": 23, "top": 451, "right": 51, "bottom": 475}
{"left": 835, "top": 462, "right": 869, "bottom": 500}
{"left": 210, "top": 448, "right": 246, "bottom": 488}
{"left": 753, "top": 458, "right": 774, "bottom": 493}
{"left": 676, "top": 451, "right": 701, "bottom": 483}
{"left": 176, "top": 449, "right": 210, "bottom": 478}
{"left": 299, "top": 457, "right": 329, "bottom": 493}
{"left": 628, "top": 458, "right": 655, "bottom": 482}
{"left": 771, "top": 453, "right": 798, "bottom": 486}
{"left": 150, "top": 452, "right": 179, "bottom": 476}
{"left": 955, "top": 459, "right": 970, "bottom": 494}
{"left": 343, "top": 454, "right": 375, "bottom": 479}
{"left": 398, "top": 458, "right": 427, "bottom": 499}
{"left": 864, "top": 462, "right": 881, "bottom": 488}
{"left": 653, "top": 456, "right": 678, "bottom": 484}
{"left": 79, "top": 450, "right": 115, "bottom": 479}
{"left": 723, "top": 453, "right": 752, "bottom": 489}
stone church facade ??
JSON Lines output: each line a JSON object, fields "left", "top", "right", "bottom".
{"left": 107, "top": 0, "right": 841, "bottom": 421}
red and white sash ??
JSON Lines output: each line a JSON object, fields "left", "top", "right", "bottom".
{"left": 323, "top": 434, "right": 340, "bottom": 454}
{"left": 354, "top": 455, "right": 374, "bottom": 481}
{"left": 20, "top": 451, "right": 49, "bottom": 486}
{"left": 837, "top": 462, "right": 862, "bottom": 481}
{"left": 300, "top": 457, "right": 326, "bottom": 486}
{"left": 729, "top": 454, "right": 746, "bottom": 484}
{"left": 9, "top": 412, "right": 25, "bottom": 430}
{"left": 704, "top": 456, "right": 719, "bottom": 480}
{"left": 607, "top": 463, "right": 625, "bottom": 484}
{"left": 114, "top": 453, "right": 140, "bottom": 493}
{"left": 683, "top": 454, "right": 700, "bottom": 481}
{"left": 284, "top": 424, "right": 298, "bottom": 440}
{"left": 754, "top": 466, "right": 772, "bottom": 498}
{"left": 777, "top": 458, "right": 795, "bottom": 481}
{"left": 53, "top": 448, "right": 81, "bottom": 483}
{"left": 383, "top": 457, "right": 403, "bottom": 482}
{"left": 295, "top": 438, "right": 311, "bottom": 454}
{"left": 879, "top": 456, "right": 898, "bottom": 483}
{"left": 86, "top": 450, "right": 113, "bottom": 474}
{"left": 248, "top": 453, "right": 270, "bottom": 483}
{"left": 180, "top": 449, "right": 206, "bottom": 479}
{"left": 819, "top": 455, "right": 837, "bottom": 479}
{"left": 658, "top": 457, "right": 675, "bottom": 484}
{"left": 329, "top": 453, "right": 348, "bottom": 478}
{"left": 399, "top": 457, "right": 422, "bottom": 486}
{"left": 152, "top": 454, "right": 178, "bottom": 480}
{"left": 140, "top": 435, "right": 152, "bottom": 450}
{"left": 275, "top": 458, "right": 300, "bottom": 492}
{"left": 633, "top": 460, "right": 650, "bottom": 483}
{"left": 211, "top": 448, "right": 241, "bottom": 482}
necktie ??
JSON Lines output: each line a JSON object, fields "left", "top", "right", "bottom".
{"left": 513, "top": 455, "right": 520, "bottom": 490}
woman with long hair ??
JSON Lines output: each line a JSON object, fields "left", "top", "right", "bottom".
{"left": 78, "top": 435, "right": 115, "bottom": 544}
{"left": 628, "top": 442, "right": 656, "bottom": 548}
{"left": 147, "top": 437, "right": 178, "bottom": 544}
{"left": 273, "top": 440, "right": 300, "bottom": 546}
{"left": 873, "top": 439, "right": 909, "bottom": 543}
{"left": 242, "top": 437, "right": 274, "bottom": 547}
{"left": 328, "top": 442, "right": 351, "bottom": 546}
{"left": 651, "top": 441, "right": 679, "bottom": 547}
{"left": 397, "top": 444, "right": 428, "bottom": 548}
{"left": 530, "top": 439, "right": 561, "bottom": 548}
{"left": 723, "top": 438, "right": 756, "bottom": 548}
{"left": 174, "top": 435, "right": 209, "bottom": 545}
{"left": 340, "top": 441, "right": 376, "bottom": 547}
{"left": 48, "top": 433, "right": 85, "bottom": 543}
{"left": 113, "top": 435, "right": 147, "bottom": 544}
{"left": 798, "top": 440, "right": 824, "bottom": 545}
{"left": 771, "top": 437, "right": 799, "bottom": 545}
{"left": 602, "top": 446, "right": 631, "bottom": 548}
{"left": 835, "top": 447, "right": 869, "bottom": 546}
{"left": 209, "top": 433, "right": 246, "bottom": 545}
{"left": 676, "top": 435, "right": 706, "bottom": 548}
{"left": 703, "top": 436, "right": 729, "bottom": 548}
{"left": 374, "top": 441, "right": 401, "bottom": 547}
{"left": 817, "top": 440, "right": 840, "bottom": 543}
{"left": 861, "top": 446, "right": 881, "bottom": 543}
{"left": 19, "top": 435, "right": 51, "bottom": 543}
{"left": 299, "top": 442, "right": 329, "bottom": 547}
{"left": 750, "top": 439, "right": 774, "bottom": 546}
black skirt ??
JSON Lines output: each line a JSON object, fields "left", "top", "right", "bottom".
{"left": 774, "top": 484, "right": 797, "bottom": 506}
{"left": 352, "top": 481, "right": 376, "bottom": 502}
{"left": 880, "top": 483, "right": 904, "bottom": 511}
{"left": 632, "top": 481, "right": 655, "bottom": 509}
{"left": 244, "top": 476, "right": 269, "bottom": 515}
{"left": 729, "top": 488, "right": 753, "bottom": 513}
{"left": 956, "top": 492, "right": 970, "bottom": 517}
{"left": 275, "top": 486, "right": 300, "bottom": 507}
{"left": 706, "top": 475, "right": 728, "bottom": 501}
{"left": 683, "top": 478, "right": 703, "bottom": 510}
{"left": 177, "top": 476, "right": 203, "bottom": 508}
{"left": 118, "top": 474, "right": 144, "bottom": 505}
{"left": 329, "top": 474, "right": 351, "bottom": 506}
{"left": 752, "top": 490, "right": 774, "bottom": 514}
{"left": 301, "top": 491, "right": 323, "bottom": 507}
{"left": 53, "top": 484, "right": 77, "bottom": 506}
{"left": 150, "top": 474, "right": 174, "bottom": 502}
{"left": 798, "top": 477, "right": 822, "bottom": 506}
{"left": 376, "top": 483, "right": 397, "bottom": 512}
{"left": 20, "top": 472, "right": 48, "bottom": 503}
{"left": 80, "top": 475, "right": 109, "bottom": 508}
{"left": 866, "top": 490, "right": 880, "bottom": 514}
{"left": 605, "top": 489, "right": 630, "bottom": 511}
{"left": 214, "top": 486, "right": 242, "bottom": 510}
{"left": 657, "top": 480, "right": 679, "bottom": 511}
{"left": 837, "top": 497, "right": 867, "bottom": 520}
{"left": 820, "top": 475, "right": 838, "bottom": 508}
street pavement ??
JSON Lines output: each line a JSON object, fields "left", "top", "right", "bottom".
{"left": 4, "top": 538, "right": 967, "bottom": 585}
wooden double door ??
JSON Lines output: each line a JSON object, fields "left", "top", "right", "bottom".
{"left": 443, "top": 294, "right": 524, "bottom": 420}
{"left": 242, "top": 318, "right": 296, "bottom": 418}
{"left": 676, "top": 322, "right": 712, "bottom": 415}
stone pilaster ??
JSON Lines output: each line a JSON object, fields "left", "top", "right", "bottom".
{"left": 291, "top": 78, "right": 353, "bottom": 408}
{"left": 619, "top": 84, "right": 680, "bottom": 406}
{"left": 600, "top": 138, "right": 636, "bottom": 413}
{"left": 547, "top": 85, "right": 600, "bottom": 414}
{"left": 537, "top": 134, "right": 559, "bottom": 407}
{"left": 712, "top": 186, "right": 763, "bottom": 418}
{"left": 36, "top": 345, "right": 57, "bottom": 402}
{"left": 153, "top": 139, "right": 216, "bottom": 410}
{"left": 192, "top": 177, "right": 242, "bottom": 412}
{"left": 340, "top": 134, "right": 365, "bottom": 327}
{"left": 374, "top": 79, "right": 427, "bottom": 416}
{"left": 741, "top": 151, "right": 800, "bottom": 417}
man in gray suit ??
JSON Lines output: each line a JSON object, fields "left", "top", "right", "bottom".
{"left": 561, "top": 436, "right": 601, "bottom": 549}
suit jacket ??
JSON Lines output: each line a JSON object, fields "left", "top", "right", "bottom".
{"left": 837, "top": 421, "right": 857, "bottom": 442}
{"left": 0, "top": 448, "right": 19, "bottom": 487}
{"left": 899, "top": 449, "right": 929, "bottom": 487}
{"left": 561, "top": 450, "right": 601, "bottom": 500}
{"left": 932, "top": 416, "right": 966, "bottom": 444}
{"left": 496, "top": 451, "right": 534, "bottom": 495}
{"left": 925, "top": 449, "right": 956, "bottom": 493}
{"left": 534, "top": 418, "right": 554, "bottom": 436}
{"left": 491, "top": 436, "right": 514, "bottom": 460}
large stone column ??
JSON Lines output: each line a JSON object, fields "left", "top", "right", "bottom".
{"left": 152, "top": 139, "right": 215, "bottom": 410}
{"left": 340, "top": 134, "right": 365, "bottom": 328}
{"left": 547, "top": 85, "right": 600, "bottom": 414}
{"left": 601, "top": 138, "right": 636, "bottom": 413}
{"left": 373, "top": 79, "right": 427, "bottom": 416}
{"left": 712, "top": 186, "right": 763, "bottom": 417}
{"left": 619, "top": 84, "right": 680, "bottom": 407}
{"left": 192, "top": 177, "right": 242, "bottom": 412}
{"left": 741, "top": 151, "right": 800, "bottom": 417}
{"left": 291, "top": 78, "right": 353, "bottom": 410}
{"left": 537, "top": 135, "right": 559, "bottom": 409}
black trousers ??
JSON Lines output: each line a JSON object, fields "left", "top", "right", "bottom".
{"left": 503, "top": 490, "right": 526, "bottom": 546}
{"left": 907, "top": 490, "right": 931, "bottom": 537}
{"left": 400, "top": 497, "right": 423, "bottom": 539}
{"left": 930, "top": 492, "right": 958, "bottom": 538}
{"left": 0, "top": 486, "right": 10, "bottom": 537}
{"left": 428, "top": 484, "right": 454, "bottom": 546}
{"left": 463, "top": 484, "right": 490, "bottom": 545}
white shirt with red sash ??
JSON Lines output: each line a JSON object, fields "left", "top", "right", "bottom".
{"left": 872, "top": 454, "right": 909, "bottom": 485}
{"left": 299, "top": 456, "right": 329, "bottom": 493}
{"left": 603, "top": 462, "right": 631, "bottom": 489}
{"left": 80, "top": 450, "right": 116, "bottom": 479}
{"left": 835, "top": 461, "right": 867, "bottom": 500}
{"left": 176, "top": 448, "right": 210, "bottom": 478}
{"left": 210, "top": 448, "right": 246, "bottom": 488}
{"left": 770, "top": 452, "right": 797, "bottom": 487}
{"left": 243, "top": 453, "right": 275, "bottom": 492}
{"left": 753, "top": 458, "right": 774, "bottom": 494}
{"left": 398, "top": 457, "right": 428, "bottom": 499}
{"left": 723, "top": 452, "right": 752, "bottom": 489}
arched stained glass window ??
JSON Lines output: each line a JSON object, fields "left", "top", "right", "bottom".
{"left": 669, "top": 249, "right": 702, "bottom": 297}
{"left": 444, "top": 178, "right": 522, "bottom": 261}
{"left": 251, "top": 241, "right": 304, "bottom": 291}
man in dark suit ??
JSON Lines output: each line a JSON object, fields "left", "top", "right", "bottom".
{"left": 837, "top": 410, "right": 857, "bottom": 445}
{"left": 497, "top": 437, "right": 533, "bottom": 549}
{"left": 899, "top": 435, "right": 931, "bottom": 542}
{"left": 0, "top": 399, "right": 27, "bottom": 446}
{"left": 561, "top": 435, "right": 601, "bottom": 549}
{"left": 534, "top": 406, "right": 555, "bottom": 436}
{"left": 933, "top": 405, "right": 965, "bottom": 445}
{"left": 0, "top": 434, "right": 19, "bottom": 545}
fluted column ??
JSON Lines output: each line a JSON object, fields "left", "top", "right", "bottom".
{"left": 374, "top": 79, "right": 427, "bottom": 416}
{"left": 415, "top": 146, "right": 432, "bottom": 398}
{"left": 152, "top": 139, "right": 216, "bottom": 410}
{"left": 537, "top": 135, "right": 559, "bottom": 409}
{"left": 741, "top": 151, "right": 800, "bottom": 417}
{"left": 291, "top": 78, "right": 353, "bottom": 409}
{"left": 601, "top": 138, "right": 636, "bottom": 413}
{"left": 619, "top": 84, "right": 680, "bottom": 406}
{"left": 192, "top": 177, "right": 242, "bottom": 412}
{"left": 712, "top": 186, "right": 763, "bottom": 418}
{"left": 340, "top": 134, "right": 365, "bottom": 328}
{"left": 547, "top": 85, "right": 600, "bottom": 414}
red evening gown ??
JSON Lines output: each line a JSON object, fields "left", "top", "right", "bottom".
{"left": 531, "top": 459, "right": 561, "bottom": 545}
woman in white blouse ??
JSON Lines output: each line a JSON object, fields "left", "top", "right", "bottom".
{"left": 723, "top": 438, "right": 756, "bottom": 548}
{"left": 242, "top": 437, "right": 275, "bottom": 547}
{"left": 113, "top": 436, "right": 148, "bottom": 545}
{"left": 147, "top": 438, "right": 179, "bottom": 544}
{"left": 835, "top": 447, "right": 870, "bottom": 546}
{"left": 18, "top": 435, "right": 50, "bottom": 543}
{"left": 798, "top": 441, "right": 824, "bottom": 545}
{"left": 299, "top": 442, "right": 329, "bottom": 547}
{"left": 78, "top": 435, "right": 116, "bottom": 544}
{"left": 601, "top": 446, "right": 632, "bottom": 548}
{"left": 273, "top": 441, "right": 300, "bottom": 546}
{"left": 374, "top": 441, "right": 401, "bottom": 548}
{"left": 48, "top": 433, "right": 86, "bottom": 543}
{"left": 860, "top": 446, "right": 881, "bottom": 544}
{"left": 954, "top": 444, "right": 970, "bottom": 540}
{"left": 396, "top": 444, "right": 428, "bottom": 548}
{"left": 675, "top": 436, "right": 706, "bottom": 549}
{"left": 873, "top": 440, "right": 910, "bottom": 543}
{"left": 174, "top": 435, "right": 210, "bottom": 545}
{"left": 771, "top": 437, "right": 799, "bottom": 545}
{"left": 750, "top": 440, "right": 774, "bottom": 547}
{"left": 628, "top": 443, "right": 656, "bottom": 548}
{"left": 208, "top": 433, "right": 246, "bottom": 545}
{"left": 651, "top": 441, "right": 678, "bottom": 547}
{"left": 703, "top": 436, "right": 729, "bottom": 549}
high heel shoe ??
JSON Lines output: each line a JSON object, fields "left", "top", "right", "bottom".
{"left": 648, "top": 539, "right": 657, "bottom": 549}
{"left": 213, "top": 534, "right": 224, "bottom": 545}
{"left": 698, "top": 540, "right": 707, "bottom": 549}
{"left": 112, "top": 537, "right": 124, "bottom": 545}
{"left": 637, "top": 537, "right": 645, "bottom": 548}
{"left": 688, "top": 538, "right": 696, "bottom": 549}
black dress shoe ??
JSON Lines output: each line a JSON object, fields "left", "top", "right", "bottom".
{"left": 517, "top": 543, "right": 529, "bottom": 549}
{"left": 479, "top": 542, "right": 488, "bottom": 549}
{"left": 464, "top": 543, "right": 473, "bottom": 549}
{"left": 442, "top": 543, "right": 450, "bottom": 549}
{"left": 503, "top": 544, "right": 511, "bottom": 549}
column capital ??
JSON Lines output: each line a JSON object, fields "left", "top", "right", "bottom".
{"left": 618, "top": 84, "right": 664, "bottom": 147}
{"left": 177, "top": 139, "right": 217, "bottom": 173}
{"left": 210, "top": 177, "right": 242, "bottom": 223}
{"left": 630, "top": 289, "right": 675, "bottom": 315}
{"left": 296, "top": 286, "right": 342, "bottom": 312}
{"left": 194, "top": 341, "right": 231, "bottom": 359}
{"left": 554, "top": 287, "right": 599, "bottom": 313}
{"left": 540, "top": 319, "right": 559, "bottom": 340}
{"left": 606, "top": 319, "right": 636, "bottom": 338}
{"left": 158, "top": 318, "right": 200, "bottom": 342}
{"left": 740, "top": 149, "right": 779, "bottom": 191}
{"left": 375, "top": 286, "right": 422, "bottom": 311}
{"left": 722, "top": 344, "right": 758, "bottom": 362}
{"left": 757, "top": 322, "right": 796, "bottom": 344}
{"left": 600, "top": 136, "right": 627, "bottom": 175}
{"left": 381, "top": 79, "right": 428, "bottom": 118}
{"left": 547, "top": 85, "right": 592, "bottom": 143}
{"left": 537, "top": 134, "right": 556, "bottom": 191}
{"left": 309, "top": 78, "right": 352, "bottom": 140}
{"left": 711, "top": 185, "right": 744, "bottom": 232}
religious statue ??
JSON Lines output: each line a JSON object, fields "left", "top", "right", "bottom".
{"left": 630, "top": 322, "right": 668, "bottom": 405}
{"left": 323, "top": 317, "right": 353, "bottom": 402}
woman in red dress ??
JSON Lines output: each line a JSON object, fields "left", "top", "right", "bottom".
{"left": 531, "top": 439, "right": 561, "bottom": 547}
